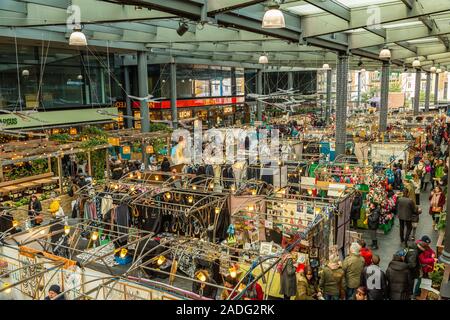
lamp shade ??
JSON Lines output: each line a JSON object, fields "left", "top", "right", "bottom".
{"left": 262, "top": 8, "right": 285, "bottom": 28}
{"left": 69, "top": 30, "right": 87, "bottom": 46}
{"left": 430, "top": 66, "right": 437, "bottom": 73}
{"left": 22, "top": 69, "right": 29, "bottom": 77}
{"left": 122, "top": 146, "right": 131, "bottom": 154}
{"left": 259, "top": 55, "right": 268, "bottom": 64}
{"left": 77, "top": 74, "right": 83, "bottom": 80}
{"left": 69, "top": 128, "right": 77, "bottom": 135}
{"left": 360, "top": 68, "right": 366, "bottom": 73}
{"left": 379, "top": 47, "right": 391, "bottom": 59}
{"left": 108, "top": 137, "right": 120, "bottom": 146}
{"left": 436, "top": 68, "right": 442, "bottom": 73}
{"left": 146, "top": 145, "right": 154, "bottom": 154}
{"left": 322, "top": 63, "right": 330, "bottom": 70}
{"left": 412, "top": 59, "right": 421, "bottom": 68}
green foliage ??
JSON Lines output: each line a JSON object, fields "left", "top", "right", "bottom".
{"left": 389, "top": 82, "right": 402, "bottom": 92}
{"left": 149, "top": 123, "right": 172, "bottom": 133}
{"left": 90, "top": 149, "right": 106, "bottom": 180}
{"left": 419, "top": 91, "right": 435, "bottom": 102}
{"left": 80, "top": 136, "right": 108, "bottom": 150}
{"left": 430, "top": 263, "right": 445, "bottom": 287}
{"left": 81, "top": 126, "right": 107, "bottom": 137}
{"left": 151, "top": 138, "right": 167, "bottom": 155}
{"left": 5, "top": 158, "right": 49, "bottom": 181}
{"left": 49, "top": 133, "right": 72, "bottom": 143}
{"left": 361, "top": 87, "right": 379, "bottom": 104}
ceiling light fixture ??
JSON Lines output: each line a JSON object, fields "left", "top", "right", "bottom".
{"left": 69, "top": 25, "right": 87, "bottom": 46}
{"left": 379, "top": 46, "right": 391, "bottom": 60}
{"left": 262, "top": 1, "right": 285, "bottom": 29}
{"left": 177, "top": 20, "right": 189, "bottom": 36}
{"left": 322, "top": 63, "right": 330, "bottom": 70}
{"left": 412, "top": 58, "right": 421, "bottom": 68}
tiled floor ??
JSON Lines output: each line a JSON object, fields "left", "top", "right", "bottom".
{"left": 361, "top": 187, "right": 439, "bottom": 270}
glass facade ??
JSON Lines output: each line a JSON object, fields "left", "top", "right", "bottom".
{"left": 0, "top": 44, "right": 119, "bottom": 110}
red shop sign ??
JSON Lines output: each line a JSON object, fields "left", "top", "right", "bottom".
{"left": 128, "top": 96, "right": 245, "bottom": 109}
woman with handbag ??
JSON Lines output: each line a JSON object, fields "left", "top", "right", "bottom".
{"left": 28, "top": 194, "right": 42, "bottom": 227}
{"left": 429, "top": 186, "right": 445, "bottom": 231}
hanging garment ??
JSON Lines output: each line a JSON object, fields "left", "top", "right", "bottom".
{"left": 115, "top": 204, "right": 130, "bottom": 243}
{"left": 101, "top": 195, "right": 114, "bottom": 217}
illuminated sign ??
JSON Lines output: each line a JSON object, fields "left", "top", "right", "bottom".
{"left": 118, "top": 96, "right": 245, "bottom": 109}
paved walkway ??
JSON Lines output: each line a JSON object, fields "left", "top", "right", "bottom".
{"left": 361, "top": 188, "right": 439, "bottom": 270}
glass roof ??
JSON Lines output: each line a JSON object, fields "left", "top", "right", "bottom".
{"left": 286, "top": 4, "right": 324, "bottom": 16}
{"left": 335, "top": 0, "right": 399, "bottom": 8}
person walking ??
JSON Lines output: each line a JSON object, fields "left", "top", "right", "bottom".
{"left": 28, "top": 194, "right": 42, "bottom": 227}
{"left": 415, "top": 236, "right": 438, "bottom": 300}
{"left": 386, "top": 250, "right": 411, "bottom": 300}
{"left": 367, "top": 202, "right": 380, "bottom": 250}
{"left": 318, "top": 256, "right": 345, "bottom": 300}
{"left": 429, "top": 186, "right": 445, "bottom": 231}
{"left": 279, "top": 253, "right": 297, "bottom": 300}
{"left": 360, "top": 254, "right": 386, "bottom": 300}
{"left": 396, "top": 189, "right": 418, "bottom": 246}
{"left": 342, "top": 242, "right": 365, "bottom": 300}
{"left": 358, "top": 239, "right": 373, "bottom": 266}
{"left": 350, "top": 191, "right": 363, "bottom": 229}
{"left": 421, "top": 160, "right": 432, "bottom": 191}
{"left": 405, "top": 240, "right": 421, "bottom": 298}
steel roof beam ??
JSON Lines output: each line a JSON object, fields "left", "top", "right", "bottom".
{"left": 303, "top": 0, "right": 350, "bottom": 22}
{"left": 401, "top": 0, "right": 414, "bottom": 10}
{"left": 0, "top": 0, "right": 27, "bottom": 14}
{"left": 206, "top": 0, "right": 266, "bottom": 14}
{"left": 302, "top": 0, "right": 450, "bottom": 38}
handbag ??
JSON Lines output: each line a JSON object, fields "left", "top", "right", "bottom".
{"left": 431, "top": 206, "right": 442, "bottom": 213}
{"left": 35, "top": 214, "right": 44, "bottom": 224}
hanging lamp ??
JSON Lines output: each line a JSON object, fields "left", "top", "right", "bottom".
{"left": 412, "top": 58, "right": 421, "bottom": 68}
{"left": 262, "top": 1, "right": 285, "bottom": 28}
{"left": 322, "top": 63, "right": 330, "bottom": 70}
{"left": 259, "top": 54, "right": 269, "bottom": 64}
{"left": 69, "top": 25, "right": 87, "bottom": 46}
{"left": 430, "top": 66, "right": 437, "bottom": 73}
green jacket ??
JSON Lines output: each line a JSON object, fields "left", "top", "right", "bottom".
{"left": 319, "top": 265, "right": 345, "bottom": 296}
{"left": 435, "top": 165, "right": 445, "bottom": 179}
{"left": 342, "top": 254, "right": 365, "bottom": 289}
{"left": 296, "top": 274, "right": 316, "bottom": 300}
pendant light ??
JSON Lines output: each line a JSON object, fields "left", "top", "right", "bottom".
{"left": 412, "top": 58, "right": 421, "bottom": 68}
{"left": 262, "top": 1, "right": 285, "bottom": 29}
{"left": 322, "top": 63, "right": 330, "bottom": 70}
{"left": 69, "top": 25, "right": 87, "bottom": 46}
{"left": 436, "top": 66, "right": 442, "bottom": 74}
{"left": 259, "top": 54, "right": 269, "bottom": 64}
{"left": 360, "top": 68, "right": 366, "bottom": 73}
{"left": 22, "top": 69, "right": 29, "bottom": 77}
{"left": 430, "top": 66, "right": 437, "bottom": 73}
{"left": 379, "top": 46, "right": 391, "bottom": 60}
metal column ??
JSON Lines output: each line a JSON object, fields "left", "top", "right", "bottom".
{"left": 287, "top": 72, "right": 294, "bottom": 90}
{"left": 137, "top": 51, "right": 150, "bottom": 133}
{"left": 413, "top": 69, "right": 421, "bottom": 116}
{"left": 325, "top": 69, "right": 332, "bottom": 124}
{"left": 434, "top": 72, "right": 440, "bottom": 107}
{"left": 357, "top": 71, "right": 362, "bottom": 110}
{"left": 123, "top": 66, "right": 133, "bottom": 129}
{"left": 170, "top": 62, "right": 178, "bottom": 129}
{"left": 424, "top": 72, "right": 431, "bottom": 113}
{"left": 335, "top": 53, "right": 348, "bottom": 157}
{"left": 379, "top": 61, "right": 390, "bottom": 132}
{"left": 256, "top": 69, "right": 263, "bottom": 121}
{"left": 231, "top": 67, "right": 237, "bottom": 96}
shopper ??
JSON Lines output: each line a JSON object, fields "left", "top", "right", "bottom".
{"left": 342, "top": 242, "right": 365, "bottom": 300}
{"left": 405, "top": 240, "right": 421, "bottom": 298}
{"left": 295, "top": 266, "right": 317, "bottom": 300}
{"left": 44, "top": 284, "right": 66, "bottom": 300}
{"left": 350, "top": 191, "right": 363, "bottom": 229}
{"left": 355, "top": 286, "right": 368, "bottom": 300}
{"left": 240, "top": 273, "right": 264, "bottom": 300}
{"left": 367, "top": 202, "right": 380, "bottom": 250}
{"left": 386, "top": 250, "right": 411, "bottom": 300}
{"left": 28, "top": 194, "right": 42, "bottom": 227}
{"left": 429, "top": 186, "right": 445, "bottom": 230}
{"left": 358, "top": 239, "right": 373, "bottom": 266}
{"left": 421, "top": 160, "right": 432, "bottom": 191}
{"left": 360, "top": 254, "right": 386, "bottom": 300}
{"left": 396, "top": 189, "right": 418, "bottom": 246}
{"left": 318, "top": 256, "right": 345, "bottom": 300}
{"left": 278, "top": 253, "right": 297, "bottom": 300}
{"left": 417, "top": 236, "right": 437, "bottom": 278}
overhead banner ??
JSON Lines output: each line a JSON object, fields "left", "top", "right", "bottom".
{"left": 0, "top": 107, "right": 118, "bottom": 129}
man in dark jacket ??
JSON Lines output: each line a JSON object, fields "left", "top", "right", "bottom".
{"left": 279, "top": 254, "right": 297, "bottom": 300}
{"left": 405, "top": 240, "right": 421, "bottom": 298}
{"left": 350, "top": 192, "right": 362, "bottom": 229}
{"left": 44, "top": 284, "right": 66, "bottom": 300}
{"left": 386, "top": 250, "right": 411, "bottom": 300}
{"left": 361, "top": 255, "right": 386, "bottom": 300}
{"left": 367, "top": 202, "right": 380, "bottom": 250}
{"left": 396, "top": 189, "right": 418, "bottom": 246}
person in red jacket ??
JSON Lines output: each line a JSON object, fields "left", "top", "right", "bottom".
{"left": 240, "top": 273, "right": 264, "bottom": 300}
{"left": 417, "top": 236, "right": 437, "bottom": 278}
{"left": 358, "top": 239, "right": 373, "bottom": 266}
